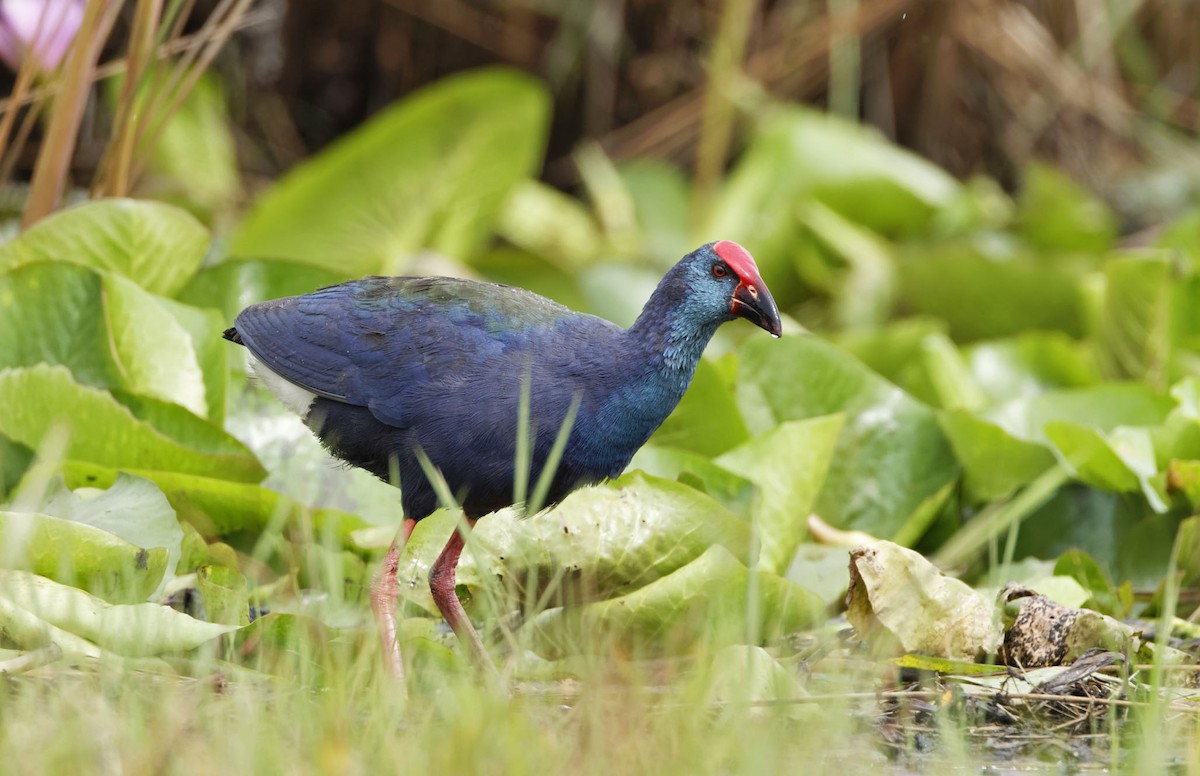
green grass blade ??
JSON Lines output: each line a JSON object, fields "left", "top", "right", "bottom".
{"left": 528, "top": 393, "right": 581, "bottom": 515}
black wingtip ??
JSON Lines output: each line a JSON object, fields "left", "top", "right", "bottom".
{"left": 222, "top": 326, "right": 244, "bottom": 345}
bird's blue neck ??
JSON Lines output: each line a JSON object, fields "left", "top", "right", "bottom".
{"left": 590, "top": 277, "right": 723, "bottom": 443}
{"left": 570, "top": 266, "right": 727, "bottom": 474}
{"left": 628, "top": 269, "right": 724, "bottom": 378}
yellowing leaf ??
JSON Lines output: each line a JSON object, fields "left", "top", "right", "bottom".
{"left": 847, "top": 541, "right": 1002, "bottom": 660}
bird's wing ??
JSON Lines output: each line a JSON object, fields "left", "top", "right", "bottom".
{"left": 232, "top": 276, "right": 615, "bottom": 426}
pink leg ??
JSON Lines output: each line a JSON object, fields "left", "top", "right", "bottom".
{"left": 371, "top": 517, "right": 417, "bottom": 681}
{"left": 429, "top": 518, "right": 498, "bottom": 678}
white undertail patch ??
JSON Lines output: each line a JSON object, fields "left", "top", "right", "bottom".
{"left": 247, "top": 354, "right": 318, "bottom": 418}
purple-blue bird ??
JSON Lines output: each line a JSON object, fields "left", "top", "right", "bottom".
{"left": 223, "top": 241, "right": 782, "bottom": 680}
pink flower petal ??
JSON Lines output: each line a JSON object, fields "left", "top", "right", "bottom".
{"left": 0, "top": 0, "right": 85, "bottom": 72}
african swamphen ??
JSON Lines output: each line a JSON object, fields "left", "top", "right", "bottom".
{"left": 223, "top": 240, "right": 781, "bottom": 679}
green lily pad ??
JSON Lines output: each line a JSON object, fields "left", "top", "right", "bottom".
{"left": 0, "top": 511, "right": 166, "bottom": 603}
{"left": 798, "top": 201, "right": 897, "bottom": 330}
{"left": 0, "top": 262, "right": 116, "bottom": 389}
{"left": 629, "top": 445, "right": 758, "bottom": 517}
{"left": 1044, "top": 421, "right": 1166, "bottom": 509}
{"left": 0, "top": 261, "right": 224, "bottom": 420}
{"left": 38, "top": 473, "right": 183, "bottom": 596}
{"left": 529, "top": 545, "right": 825, "bottom": 659}
{"left": 197, "top": 565, "right": 250, "bottom": 627}
{"left": 704, "top": 645, "right": 811, "bottom": 720}
{"left": 938, "top": 410, "right": 1057, "bottom": 502}
{"left": 0, "top": 569, "right": 233, "bottom": 655}
{"left": 0, "top": 262, "right": 208, "bottom": 416}
{"left": 712, "top": 106, "right": 960, "bottom": 241}
{"left": 737, "top": 335, "right": 958, "bottom": 542}
{"left": 0, "top": 198, "right": 209, "bottom": 296}
{"left": 897, "top": 243, "right": 1086, "bottom": 342}
{"left": 495, "top": 180, "right": 602, "bottom": 267}
{"left": 102, "top": 272, "right": 207, "bottom": 415}
{"left": 1094, "top": 252, "right": 1172, "bottom": 384}
{"left": 715, "top": 415, "right": 844, "bottom": 574}
{"left": 1014, "top": 485, "right": 1179, "bottom": 588}
{"left": 1054, "top": 549, "right": 1123, "bottom": 617}
{"left": 965, "top": 332, "right": 1099, "bottom": 404}
{"left": 0, "top": 590, "right": 103, "bottom": 657}
{"left": 898, "top": 331, "right": 988, "bottom": 411}
{"left": 465, "top": 472, "right": 753, "bottom": 609}
{"left": 837, "top": 317, "right": 947, "bottom": 384}
{"left": 154, "top": 295, "right": 229, "bottom": 424}
{"left": 1015, "top": 163, "right": 1116, "bottom": 253}
{"left": 230, "top": 68, "right": 550, "bottom": 275}
{"left": 618, "top": 159, "right": 693, "bottom": 263}
{"left": 0, "top": 366, "right": 263, "bottom": 482}
{"left": 989, "top": 383, "right": 1176, "bottom": 444}
{"left": 59, "top": 461, "right": 366, "bottom": 542}
{"left": 395, "top": 473, "right": 754, "bottom": 616}
{"left": 650, "top": 358, "right": 750, "bottom": 457}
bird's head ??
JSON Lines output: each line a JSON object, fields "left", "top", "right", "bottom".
{"left": 676, "top": 241, "right": 782, "bottom": 338}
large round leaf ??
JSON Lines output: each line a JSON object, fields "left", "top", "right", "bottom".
{"left": 154, "top": 295, "right": 228, "bottom": 423}
{"left": 0, "top": 261, "right": 116, "bottom": 387}
{"left": 59, "top": 461, "right": 366, "bottom": 541}
{"left": 715, "top": 415, "right": 845, "bottom": 574}
{"left": 938, "top": 410, "right": 1057, "bottom": 502}
{"left": 0, "top": 570, "right": 234, "bottom": 655}
{"left": 102, "top": 273, "right": 207, "bottom": 416}
{"left": 630, "top": 445, "right": 758, "bottom": 517}
{"left": 229, "top": 68, "right": 550, "bottom": 275}
{"left": 0, "top": 262, "right": 208, "bottom": 416}
{"left": 1094, "top": 252, "right": 1172, "bottom": 383}
{"left": 0, "top": 199, "right": 209, "bottom": 296}
{"left": 897, "top": 243, "right": 1086, "bottom": 342}
{"left": 737, "top": 335, "right": 959, "bottom": 542}
{"left": 397, "top": 472, "right": 753, "bottom": 615}
{"left": 1014, "top": 485, "right": 1179, "bottom": 588}
{"left": 650, "top": 357, "right": 749, "bottom": 457}
{"left": 528, "top": 545, "right": 825, "bottom": 659}
{"left": 711, "top": 107, "right": 960, "bottom": 242}
{"left": 0, "top": 365, "right": 263, "bottom": 482}
{"left": 989, "top": 383, "right": 1176, "bottom": 443}
{"left": 1015, "top": 164, "right": 1117, "bottom": 253}
{"left": 39, "top": 473, "right": 184, "bottom": 594}
{"left": 0, "top": 511, "right": 167, "bottom": 603}
{"left": 965, "top": 332, "right": 1099, "bottom": 404}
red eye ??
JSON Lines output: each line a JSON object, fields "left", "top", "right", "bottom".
{"left": 712, "top": 263, "right": 728, "bottom": 278}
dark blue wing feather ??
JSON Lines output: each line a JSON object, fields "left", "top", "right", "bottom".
{"left": 233, "top": 276, "right": 624, "bottom": 428}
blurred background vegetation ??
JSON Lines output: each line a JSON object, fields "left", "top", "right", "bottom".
{"left": 5, "top": 2, "right": 1200, "bottom": 768}
{"left": 6, "top": 0, "right": 1200, "bottom": 223}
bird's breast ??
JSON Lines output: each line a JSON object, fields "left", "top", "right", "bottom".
{"left": 565, "top": 358, "right": 691, "bottom": 473}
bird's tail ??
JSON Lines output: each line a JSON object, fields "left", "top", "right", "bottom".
{"left": 222, "top": 326, "right": 245, "bottom": 345}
